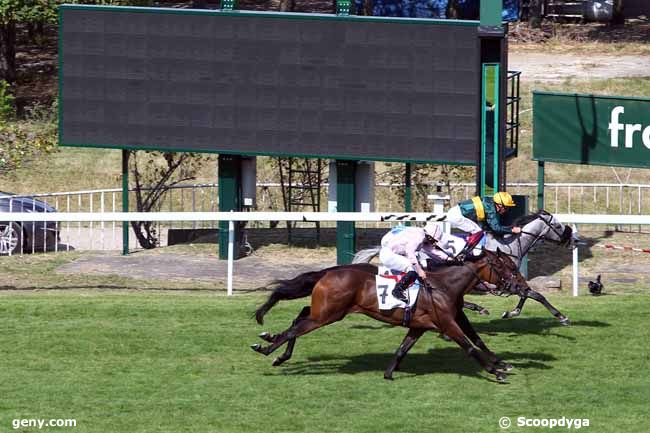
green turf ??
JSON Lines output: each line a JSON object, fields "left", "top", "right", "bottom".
{"left": 0, "top": 292, "right": 646, "bottom": 433}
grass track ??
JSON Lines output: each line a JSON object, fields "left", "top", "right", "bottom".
{"left": 0, "top": 292, "right": 648, "bottom": 432}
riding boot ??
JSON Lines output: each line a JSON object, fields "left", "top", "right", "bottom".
{"left": 392, "top": 270, "right": 418, "bottom": 303}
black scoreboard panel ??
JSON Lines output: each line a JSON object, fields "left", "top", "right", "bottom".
{"left": 60, "top": 6, "right": 481, "bottom": 164}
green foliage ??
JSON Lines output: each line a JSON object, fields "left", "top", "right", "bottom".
{"left": 0, "top": 99, "right": 57, "bottom": 176}
{"left": 0, "top": 0, "right": 58, "bottom": 25}
{"left": 0, "top": 79, "right": 14, "bottom": 120}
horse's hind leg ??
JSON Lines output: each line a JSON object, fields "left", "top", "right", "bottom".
{"left": 271, "top": 307, "right": 311, "bottom": 366}
{"left": 384, "top": 328, "right": 425, "bottom": 380}
{"left": 464, "top": 301, "right": 490, "bottom": 315}
{"left": 455, "top": 310, "right": 512, "bottom": 372}
{"left": 251, "top": 307, "right": 345, "bottom": 358}
{"left": 258, "top": 306, "right": 311, "bottom": 344}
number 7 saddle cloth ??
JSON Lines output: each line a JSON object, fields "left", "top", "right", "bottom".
{"left": 375, "top": 266, "right": 421, "bottom": 311}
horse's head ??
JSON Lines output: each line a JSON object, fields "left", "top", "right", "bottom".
{"left": 518, "top": 210, "right": 576, "bottom": 249}
{"left": 476, "top": 249, "right": 529, "bottom": 295}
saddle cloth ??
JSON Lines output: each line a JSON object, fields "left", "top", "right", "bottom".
{"left": 375, "top": 266, "right": 420, "bottom": 310}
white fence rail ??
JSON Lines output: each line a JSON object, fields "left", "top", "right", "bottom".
{"left": 8, "top": 181, "right": 650, "bottom": 216}
{"left": 2, "top": 211, "right": 650, "bottom": 297}
{"left": 5, "top": 182, "right": 650, "bottom": 252}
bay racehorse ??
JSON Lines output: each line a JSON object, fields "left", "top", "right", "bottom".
{"left": 251, "top": 250, "right": 528, "bottom": 382}
{"left": 353, "top": 210, "right": 574, "bottom": 324}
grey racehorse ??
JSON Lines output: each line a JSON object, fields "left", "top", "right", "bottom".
{"left": 353, "top": 210, "right": 577, "bottom": 325}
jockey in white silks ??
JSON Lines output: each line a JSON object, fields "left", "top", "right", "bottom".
{"left": 379, "top": 222, "right": 459, "bottom": 302}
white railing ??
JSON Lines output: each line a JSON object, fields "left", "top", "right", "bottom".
{"left": 0, "top": 211, "right": 443, "bottom": 295}
{"left": 5, "top": 182, "right": 646, "bottom": 252}
{"left": 3, "top": 211, "right": 650, "bottom": 297}
{"left": 10, "top": 182, "right": 650, "bottom": 216}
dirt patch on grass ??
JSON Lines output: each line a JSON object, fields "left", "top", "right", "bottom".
{"left": 56, "top": 244, "right": 337, "bottom": 292}
{"left": 49, "top": 229, "right": 650, "bottom": 296}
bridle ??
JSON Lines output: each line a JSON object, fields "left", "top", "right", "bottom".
{"left": 482, "top": 252, "right": 521, "bottom": 296}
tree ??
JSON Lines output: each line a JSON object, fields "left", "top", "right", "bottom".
{"left": 380, "top": 163, "right": 474, "bottom": 210}
{"left": 0, "top": 90, "right": 57, "bottom": 176}
{"left": 528, "top": 0, "right": 543, "bottom": 28}
{"left": 129, "top": 151, "right": 211, "bottom": 249}
{"left": 0, "top": 0, "right": 57, "bottom": 83}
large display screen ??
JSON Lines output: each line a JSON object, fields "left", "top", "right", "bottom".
{"left": 60, "top": 6, "right": 481, "bottom": 163}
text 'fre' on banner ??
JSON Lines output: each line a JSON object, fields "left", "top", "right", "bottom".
{"left": 533, "top": 91, "right": 650, "bottom": 168}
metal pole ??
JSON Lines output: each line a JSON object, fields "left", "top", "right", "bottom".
{"left": 227, "top": 218, "right": 234, "bottom": 296}
{"left": 404, "top": 163, "right": 412, "bottom": 226}
{"left": 537, "top": 160, "right": 545, "bottom": 210}
{"left": 572, "top": 224, "right": 579, "bottom": 297}
{"left": 122, "top": 150, "right": 129, "bottom": 255}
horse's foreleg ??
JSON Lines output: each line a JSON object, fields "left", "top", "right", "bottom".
{"left": 441, "top": 317, "right": 507, "bottom": 382}
{"left": 463, "top": 301, "right": 490, "bottom": 315}
{"left": 525, "top": 289, "right": 570, "bottom": 325}
{"left": 455, "top": 310, "right": 512, "bottom": 372}
{"left": 384, "top": 328, "right": 425, "bottom": 380}
{"left": 501, "top": 295, "right": 526, "bottom": 319}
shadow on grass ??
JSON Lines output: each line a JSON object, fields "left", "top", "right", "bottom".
{"left": 272, "top": 347, "right": 556, "bottom": 381}
{"left": 471, "top": 316, "right": 611, "bottom": 339}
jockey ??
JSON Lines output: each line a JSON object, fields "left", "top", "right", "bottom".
{"left": 446, "top": 191, "right": 522, "bottom": 253}
{"left": 379, "top": 222, "right": 457, "bottom": 303}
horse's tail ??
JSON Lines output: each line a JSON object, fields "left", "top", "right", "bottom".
{"left": 254, "top": 269, "right": 329, "bottom": 325}
{"left": 352, "top": 246, "right": 381, "bottom": 264}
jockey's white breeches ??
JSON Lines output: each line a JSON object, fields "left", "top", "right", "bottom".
{"left": 379, "top": 248, "right": 414, "bottom": 273}
{"left": 446, "top": 205, "right": 483, "bottom": 234}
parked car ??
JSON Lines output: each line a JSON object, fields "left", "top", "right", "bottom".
{"left": 0, "top": 192, "right": 60, "bottom": 255}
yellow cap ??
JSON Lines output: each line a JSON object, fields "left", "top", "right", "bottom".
{"left": 493, "top": 192, "right": 516, "bottom": 207}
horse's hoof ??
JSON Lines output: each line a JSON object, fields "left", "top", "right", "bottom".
{"left": 479, "top": 308, "right": 490, "bottom": 315}
{"left": 497, "top": 362, "right": 514, "bottom": 372}
{"left": 495, "top": 371, "right": 508, "bottom": 383}
{"left": 259, "top": 332, "right": 272, "bottom": 342}
{"left": 250, "top": 343, "right": 262, "bottom": 352}
{"left": 272, "top": 357, "right": 284, "bottom": 367}
{"left": 501, "top": 311, "right": 510, "bottom": 319}
{"left": 384, "top": 373, "right": 394, "bottom": 381}
{"left": 559, "top": 317, "right": 571, "bottom": 326}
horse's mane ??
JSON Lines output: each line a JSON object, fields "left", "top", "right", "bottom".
{"left": 513, "top": 210, "right": 547, "bottom": 227}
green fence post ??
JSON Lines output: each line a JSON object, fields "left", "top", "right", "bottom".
{"left": 122, "top": 150, "right": 129, "bottom": 256}
{"left": 481, "top": 63, "right": 500, "bottom": 197}
{"left": 480, "top": 0, "right": 502, "bottom": 27}
{"left": 218, "top": 154, "right": 242, "bottom": 260}
{"left": 537, "top": 161, "right": 545, "bottom": 210}
{"left": 404, "top": 163, "right": 412, "bottom": 225}
{"left": 336, "top": 160, "right": 356, "bottom": 265}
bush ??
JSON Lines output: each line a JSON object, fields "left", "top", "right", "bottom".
{"left": 0, "top": 80, "right": 14, "bottom": 121}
